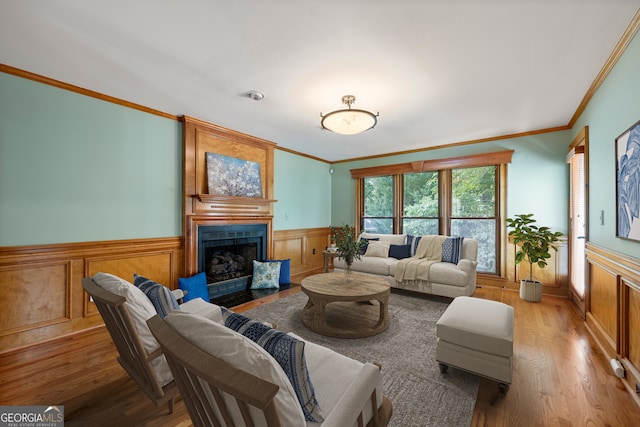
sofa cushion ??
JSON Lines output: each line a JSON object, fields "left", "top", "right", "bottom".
{"left": 163, "top": 311, "right": 306, "bottom": 426}
{"left": 221, "top": 309, "right": 324, "bottom": 422}
{"left": 251, "top": 260, "right": 281, "bottom": 289}
{"left": 389, "top": 244, "right": 412, "bottom": 259}
{"left": 93, "top": 272, "right": 173, "bottom": 387}
{"left": 133, "top": 274, "right": 181, "bottom": 319}
{"left": 364, "top": 241, "right": 390, "bottom": 258}
{"left": 178, "top": 272, "right": 209, "bottom": 303}
{"left": 289, "top": 332, "right": 383, "bottom": 427}
{"left": 334, "top": 256, "right": 396, "bottom": 276}
{"left": 429, "top": 262, "right": 469, "bottom": 287}
{"left": 442, "top": 236, "right": 464, "bottom": 264}
{"left": 361, "top": 232, "right": 406, "bottom": 246}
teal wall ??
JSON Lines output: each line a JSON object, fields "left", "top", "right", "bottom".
{"left": 331, "top": 131, "right": 571, "bottom": 234}
{"left": 0, "top": 73, "right": 183, "bottom": 246}
{"left": 571, "top": 29, "right": 640, "bottom": 257}
{"left": 273, "top": 150, "right": 331, "bottom": 230}
{"left": 3, "top": 25, "right": 639, "bottom": 257}
{"left": 0, "top": 73, "right": 331, "bottom": 247}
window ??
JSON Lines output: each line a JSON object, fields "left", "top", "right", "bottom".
{"left": 362, "top": 175, "right": 394, "bottom": 233}
{"left": 403, "top": 171, "right": 440, "bottom": 235}
{"left": 450, "top": 166, "right": 497, "bottom": 273}
{"left": 352, "top": 151, "right": 512, "bottom": 275}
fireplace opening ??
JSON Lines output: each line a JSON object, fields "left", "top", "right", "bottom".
{"left": 205, "top": 241, "right": 257, "bottom": 283}
{"left": 197, "top": 224, "right": 270, "bottom": 304}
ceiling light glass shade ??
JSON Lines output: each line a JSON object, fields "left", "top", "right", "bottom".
{"left": 321, "top": 95, "right": 378, "bottom": 135}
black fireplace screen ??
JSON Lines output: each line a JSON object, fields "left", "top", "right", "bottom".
{"left": 197, "top": 224, "right": 267, "bottom": 297}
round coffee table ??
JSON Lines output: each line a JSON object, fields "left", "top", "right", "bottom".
{"left": 300, "top": 272, "right": 391, "bottom": 338}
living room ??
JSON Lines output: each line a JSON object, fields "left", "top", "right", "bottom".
{"left": 2, "top": 2, "right": 640, "bottom": 426}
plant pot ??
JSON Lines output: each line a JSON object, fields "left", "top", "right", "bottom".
{"left": 520, "top": 279, "right": 542, "bottom": 302}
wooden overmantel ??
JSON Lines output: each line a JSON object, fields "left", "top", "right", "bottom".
{"left": 182, "top": 116, "right": 277, "bottom": 275}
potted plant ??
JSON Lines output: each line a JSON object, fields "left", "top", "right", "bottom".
{"left": 329, "top": 224, "right": 366, "bottom": 281}
{"left": 506, "top": 213, "right": 563, "bottom": 302}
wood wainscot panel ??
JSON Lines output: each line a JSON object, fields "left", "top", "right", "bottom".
{"left": 585, "top": 242, "right": 640, "bottom": 402}
{"left": 273, "top": 233, "right": 305, "bottom": 273}
{"left": 586, "top": 261, "right": 618, "bottom": 356}
{"left": 510, "top": 236, "right": 569, "bottom": 297}
{"left": 85, "top": 251, "right": 177, "bottom": 316}
{"left": 0, "top": 237, "right": 182, "bottom": 354}
{"left": 273, "top": 228, "right": 331, "bottom": 278}
{"left": 0, "top": 262, "right": 71, "bottom": 336}
{"left": 622, "top": 279, "right": 640, "bottom": 395}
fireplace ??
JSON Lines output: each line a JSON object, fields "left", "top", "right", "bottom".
{"left": 198, "top": 224, "right": 267, "bottom": 300}
{"left": 182, "top": 117, "right": 277, "bottom": 306}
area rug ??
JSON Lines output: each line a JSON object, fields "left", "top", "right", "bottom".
{"left": 242, "top": 290, "right": 479, "bottom": 427}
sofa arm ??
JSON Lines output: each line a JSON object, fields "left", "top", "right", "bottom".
{"left": 457, "top": 258, "right": 477, "bottom": 273}
{"left": 320, "top": 362, "right": 381, "bottom": 427}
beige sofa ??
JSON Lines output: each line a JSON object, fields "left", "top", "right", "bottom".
{"left": 333, "top": 233, "right": 478, "bottom": 298}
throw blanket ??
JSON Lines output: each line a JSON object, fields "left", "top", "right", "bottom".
{"left": 395, "top": 235, "right": 448, "bottom": 282}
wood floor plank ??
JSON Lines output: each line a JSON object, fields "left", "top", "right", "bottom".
{"left": 1, "top": 283, "right": 639, "bottom": 426}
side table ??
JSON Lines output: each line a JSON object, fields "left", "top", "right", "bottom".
{"left": 322, "top": 250, "right": 339, "bottom": 272}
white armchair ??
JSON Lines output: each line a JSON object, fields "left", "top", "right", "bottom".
{"left": 147, "top": 310, "right": 393, "bottom": 427}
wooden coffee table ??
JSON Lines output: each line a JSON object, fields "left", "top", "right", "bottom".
{"left": 300, "top": 272, "right": 391, "bottom": 338}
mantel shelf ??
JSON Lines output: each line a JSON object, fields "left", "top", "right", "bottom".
{"left": 193, "top": 194, "right": 278, "bottom": 205}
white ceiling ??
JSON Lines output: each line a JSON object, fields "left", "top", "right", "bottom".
{"left": 2, "top": 1, "right": 639, "bottom": 162}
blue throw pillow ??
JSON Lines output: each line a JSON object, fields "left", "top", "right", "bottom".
{"left": 178, "top": 272, "right": 209, "bottom": 303}
{"left": 442, "top": 236, "right": 464, "bottom": 264}
{"left": 133, "top": 274, "right": 180, "bottom": 318}
{"left": 407, "top": 234, "right": 422, "bottom": 257}
{"left": 389, "top": 244, "right": 412, "bottom": 259}
{"left": 221, "top": 308, "right": 324, "bottom": 422}
{"left": 266, "top": 258, "right": 291, "bottom": 285}
{"left": 251, "top": 260, "right": 281, "bottom": 289}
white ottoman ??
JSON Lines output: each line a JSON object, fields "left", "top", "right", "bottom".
{"left": 436, "top": 296, "right": 514, "bottom": 392}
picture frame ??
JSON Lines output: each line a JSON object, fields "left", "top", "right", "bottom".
{"left": 206, "top": 152, "right": 262, "bottom": 198}
{"left": 615, "top": 119, "right": 640, "bottom": 241}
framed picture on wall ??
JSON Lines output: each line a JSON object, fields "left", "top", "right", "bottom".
{"left": 615, "top": 119, "right": 640, "bottom": 241}
{"left": 206, "top": 152, "right": 262, "bottom": 198}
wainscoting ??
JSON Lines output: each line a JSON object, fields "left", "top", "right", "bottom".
{"left": 0, "top": 227, "right": 330, "bottom": 355}
{"left": 0, "top": 238, "right": 183, "bottom": 354}
{"left": 272, "top": 227, "right": 331, "bottom": 279}
{"left": 585, "top": 242, "right": 640, "bottom": 406}
{"left": 478, "top": 237, "right": 569, "bottom": 298}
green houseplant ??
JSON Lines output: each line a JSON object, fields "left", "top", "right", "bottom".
{"left": 329, "top": 224, "right": 366, "bottom": 280}
{"left": 506, "top": 213, "right": 563, "bottom": 302}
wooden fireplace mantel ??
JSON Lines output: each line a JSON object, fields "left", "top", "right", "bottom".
{"left": 182, "top": 116, "right": 277, "bottom": 275}
{"left": 190, "top": 194, "right": 278, "bottom": 217}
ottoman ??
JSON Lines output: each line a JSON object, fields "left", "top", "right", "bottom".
{"left": 436, "top": 296, "right": 514, "bottom": 392}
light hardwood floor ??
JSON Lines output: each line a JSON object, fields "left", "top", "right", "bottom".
{"left": 1, "top": 285, "right": 638, "bottom": 426}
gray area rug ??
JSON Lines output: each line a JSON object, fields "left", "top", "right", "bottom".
{"left": 243, "top": 290, "right": 479, "bottom": 427}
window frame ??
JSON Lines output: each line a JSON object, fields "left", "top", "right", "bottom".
{"left": 352, "top": 150, "right": 513, "bottom": 276}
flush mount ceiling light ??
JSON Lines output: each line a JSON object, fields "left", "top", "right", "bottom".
{"left": 320, "top": 95, "right": 378, "bottom": 135}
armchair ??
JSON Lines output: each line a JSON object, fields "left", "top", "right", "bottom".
{"left": 82, "top": 273, "right": 223, "bottom": 413}
{"left": 147, "top": 310, "right": 393, "bottom": 427}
